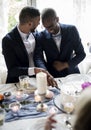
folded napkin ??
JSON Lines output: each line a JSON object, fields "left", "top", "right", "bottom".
{"left": 4, "top": 88, "right": 60, "bottom": 122}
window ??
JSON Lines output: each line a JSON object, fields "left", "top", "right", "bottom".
{"left": 36, "top": 0, "right": 91, "bottom": 45}
{"left": 8, "top": 0, "right": 28, "bottom": 31}
{"left": 1, "top": 0, "right": 91, "bottom": 46}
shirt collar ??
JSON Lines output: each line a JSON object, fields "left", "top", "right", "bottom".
{"left": 17, "top": 25, "right": 30, "bottom": 40}
{"left": 52, "top": 29, "right": 61, "bottom": 38}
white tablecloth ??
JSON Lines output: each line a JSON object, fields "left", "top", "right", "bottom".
{"left": 0, "top": 75, "right": 90, "bottom": 130}
{"left": 1, "top": 114, "right": 70, "bottom": 130}
{"left": 0, "top": 77, "right": 65, "bottom": 130}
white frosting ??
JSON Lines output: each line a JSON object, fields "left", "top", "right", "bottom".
{"left": 36, "top": 72, "right": 47, "bottom": 95}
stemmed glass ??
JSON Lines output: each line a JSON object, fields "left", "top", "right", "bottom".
{"left": 62, "top": 94, "right": 75, "bottom": 129}
{"left": 64, "top": 102, "right": 74, "bottom": 117}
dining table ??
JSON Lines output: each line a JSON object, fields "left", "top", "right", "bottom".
{"left": 0, "top": 74, "right": 91, "bottom": 130}
{"left": 0, "top": 78, "right": 62, "bottom": 130}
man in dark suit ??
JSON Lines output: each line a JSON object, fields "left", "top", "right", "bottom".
{"left": 2, "top": 6, "right": 57, "bottom": 86}
{"left": 34, "top": 8, "right": 86, "bottom": 78}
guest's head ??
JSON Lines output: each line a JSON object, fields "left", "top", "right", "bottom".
{"left": 19, "top": 6, "right": 40, "bottom": 33}
{"left": 73, "top": 87, "right": 91, "bottom": 130}
{"left": 41, "top": 8, "right": 59, "bottom": 34}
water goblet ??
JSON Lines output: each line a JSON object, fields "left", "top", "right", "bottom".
{"left": 63, "top": 102, "right": 74, "bottom": 120}
{"left": 62, "top": 95, "right": 75, "bottom": 129}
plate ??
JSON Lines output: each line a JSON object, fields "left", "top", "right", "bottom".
{"left": 60, "top": 81, "right": 82, "bottom": 96}
{"left": 63, "top": 74, "right": 91, "bottom": 83}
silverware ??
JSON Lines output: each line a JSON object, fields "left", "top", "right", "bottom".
{"left": 58, "top": 79, "right": 62, "bottom": 82}
{"left": 55, "top": 86, "right": 61, "bottom": 90}
{"left": 65, "top": 120, "right": 72, "bottom": 130}
{"left": 14, "top": 84, "right": 19, "bottom": 89}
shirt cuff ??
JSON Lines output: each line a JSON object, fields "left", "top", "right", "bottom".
{"left": 28, "top": 67, "right": 35, "bottom": 76}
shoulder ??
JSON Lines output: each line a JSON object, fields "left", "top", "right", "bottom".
{"left": 38, "top": 30, "right": 50, "bottom": 39}
{"left": 2, "top": 26, "right": 17, "bottom": 40}
{"left": 61, "top": 23, "right": 77, "bottom": 31}
{"left": 2, "top": 26, "right": 18, "bottom": 46}
{"left": 61, "top": 23, "right": 79, "bottom": 37}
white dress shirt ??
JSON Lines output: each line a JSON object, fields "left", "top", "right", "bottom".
{"left": 52, "top": 29, "right": 61, "bottom": 52}
{"left": 17, "top": 26, "right": 35, "bottom": 75}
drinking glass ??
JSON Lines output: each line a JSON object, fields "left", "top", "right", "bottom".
{"left": 62, "top": 95, "right": 75, "bottom": 129}
{"left": 63, "top": 102, "right": 74, "bottom": 121}
{"left": 19, "top": 75, "right": 30, "bottom": 89}
{"left": 0, "top": 108, "right": 5, "bottom": 126}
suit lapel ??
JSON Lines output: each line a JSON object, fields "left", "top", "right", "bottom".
{"left": 45, "top": 31, "right": 60, "bottom": 54}
{"left": 12, "top": 27, "right": 29, "bottom": 64}
{"left": 59, "top": 24, "right": 67, "bottom": 53}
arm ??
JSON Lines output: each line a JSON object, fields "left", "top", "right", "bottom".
{"left": 34, "top": 34, "right": 57, "bottom": 87}
{"left": 2, "top": 36, "right": 29, "bottom": 78}
{"left": 34, "top": 33, "right": 47, "bottom": 70}
{"left": 68, "top": 26, "right": 86, "bottom": 68}
{"left": 53, "top": 26, "right": 86, "bottom": 71}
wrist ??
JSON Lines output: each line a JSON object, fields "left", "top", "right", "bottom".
{"left": 28, "top": 67, "right": 35, "bottom": 75}
{"left": 64, "top": 62, "right": 69, "bottom": 68}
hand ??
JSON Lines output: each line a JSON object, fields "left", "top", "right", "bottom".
{"left": 53, "top": 61, "right": 69, "bottom": 71}
{"left": 46, "top": 71, "right": 58, "bottom": 87}
{"left": 34, "top": 67, "right": 58, "bottom": 87}
{"left": 44, "top": 114, "right": 57, "bottom": 130}
{"left": 34, "top": 67, "right": 45, "bottom": 74}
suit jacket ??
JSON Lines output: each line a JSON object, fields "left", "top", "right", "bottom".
{"left": 2, "top": 26, "right": 35, "bottom": 83}
{"left": 34, "top": 23, "right": 86, "bottom": 78}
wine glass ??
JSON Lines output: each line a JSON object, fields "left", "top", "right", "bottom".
{"left": 63, "top": 102, "right": 74, "bottom": 120}
{"left": 62, "top": 95, "right": 75, "bottom": 129}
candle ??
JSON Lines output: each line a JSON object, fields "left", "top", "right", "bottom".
{"left": 12, "top": 105, "right": 19, "bottom": 112}
{"left": 4, "top": 92, "right": 11, "bottom": 100}
{"left": 9, "top": 102, "right": 21, "bottom": 112}
{"left": 36, "top": 72, "right": 47, "bottom": 95}
{"left": 48, "top": 107, "right": 58, "bottom": 115}
{"left": 16, "top": 90, "right": 23, "bottom": 99}
{"left": 34, "top": 95, "right": 41, "bottom": 102}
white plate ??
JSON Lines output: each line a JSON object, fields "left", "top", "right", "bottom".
{"left": 63, "top": 74, "right": 91, "bottom": 83}
{"left": 60, "top": 81, "right": 82, "bottom": 96}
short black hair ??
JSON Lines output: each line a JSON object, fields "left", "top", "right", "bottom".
{"left": 19, "top": 6, "right": 40, "bottom": 24}
{"left": 41, "top": 8, "right": 57, "bottom": 23}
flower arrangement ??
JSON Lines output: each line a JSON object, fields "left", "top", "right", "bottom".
{"left": 81, "top": 82, "right": 91, "bottom": 90}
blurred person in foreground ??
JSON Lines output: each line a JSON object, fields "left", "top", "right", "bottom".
{"left": 34, "top": 8, "right": 86, "bottom": 78}
{"left": 45, "top": 87, "right": 91, "bottom": 130}
{"left": 2, "top": 6, "right": 57, "bottom": 87}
